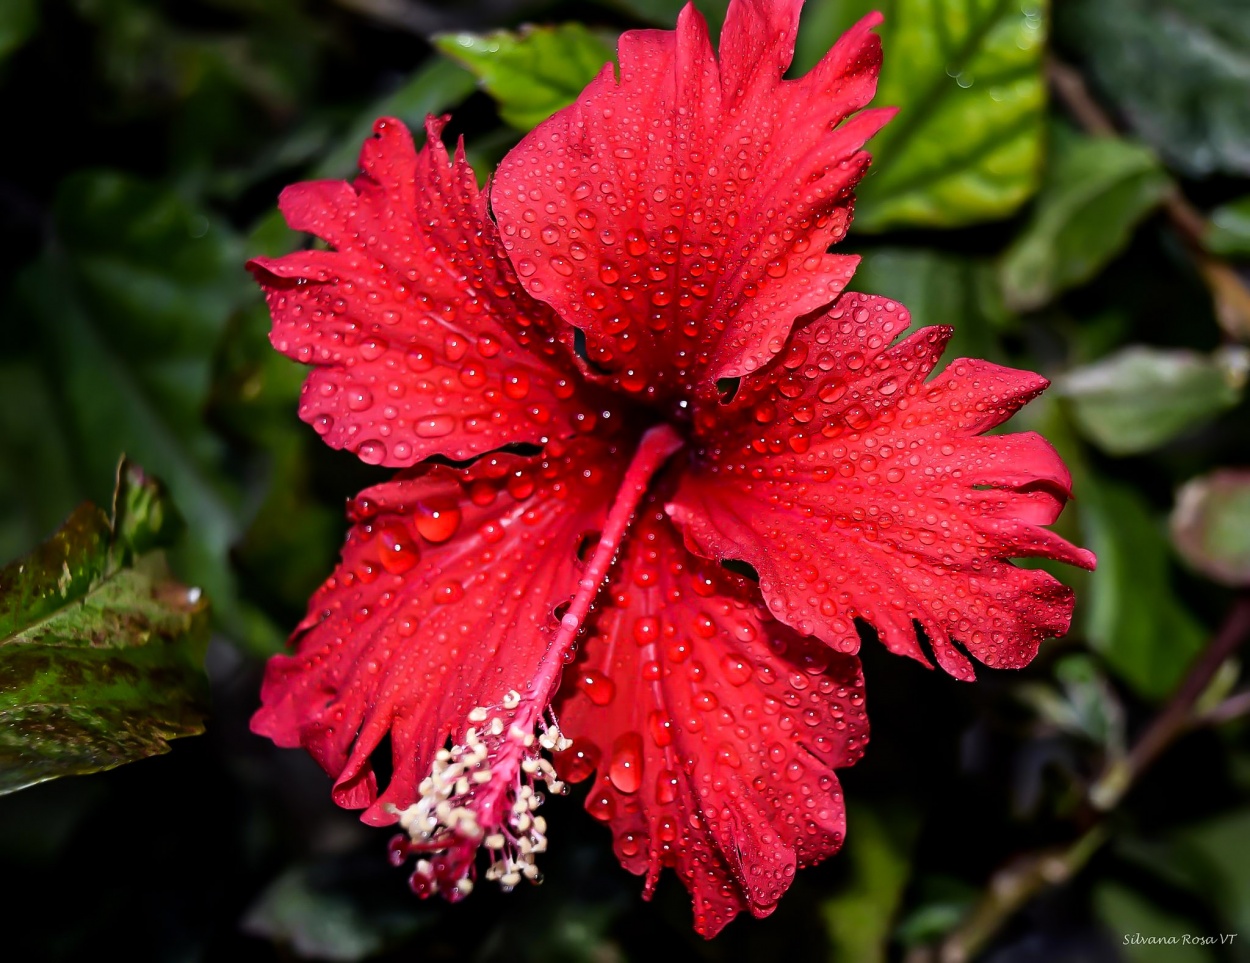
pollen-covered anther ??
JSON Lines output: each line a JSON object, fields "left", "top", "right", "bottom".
{"left": 387, "top": 704, "right": 572, "bottom": 900}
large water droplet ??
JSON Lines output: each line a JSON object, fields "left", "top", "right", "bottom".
{"left": 608, "top": 732, "right": 643, "bottom": 793}
{"left": 414, "top": 502, "right": 461, "bottom": 543}
{"left": 647, "top": 710, "right": 674, "bottom": 747}
{"left": 376, "top": 525, "right": 419, "bottom": 574}
{"left": 562, "top": 738, "right": 600, "bottom": 783}
{"left": 577, "top": 669, "right": 616, "bottom": 706}
{"left": 655, "top": 768, "right": 678, "bottom": 805}
{"left": 416, "top": 416, "right": 456, "bottom": 438}
{"left": 721, "top": 654, "right": 753, "bottom": 686}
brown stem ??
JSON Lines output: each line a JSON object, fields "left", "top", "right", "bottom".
{"left": 1045, "top": 59, "right": 1116, "bottom": 137}
{"left": 1046, "top": 57, "right": 1250, "bottom": 339}
{"left": 939, "top": 828, "right": 1108, "bottom": 963}
{"left": 937, "top": 594, "right": 1250, "bottom": 962}
{"left": 1091, "top": 593, "right": 1250, "bottom": 811}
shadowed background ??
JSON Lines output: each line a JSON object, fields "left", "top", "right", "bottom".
{"left": 2, "top": 0, "right": 1249, "bottom": 960}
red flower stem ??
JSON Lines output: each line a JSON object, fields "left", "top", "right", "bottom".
{"left": 529, "top": 423, "right": 684, "bottom": 706}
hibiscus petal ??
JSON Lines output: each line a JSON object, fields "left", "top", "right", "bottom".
{"left": 250, "top": 435, "right": 630, "bottom": 825}
{"left": 668, "top": 293, "right": 1096, "bottom": 679}
{"left": 492, "top": 3, "right": 892, "bottom": 405}
{"left": 248, "top": 116, "right": 596, "bottom": 466}
{"left": 555, "top": 504, "right": 867, "bottom": 937}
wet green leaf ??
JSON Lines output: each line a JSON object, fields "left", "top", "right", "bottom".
{"left": 1079, "top": 476, "right": 1207, "bottom": 701}
{"left": 999, "top": 129, "right": 1171, "bottom": 311}
{"left": 434, "top": 25, "right": 616, "bottom": 131}
{"left": 822, "top": 803, "right": 919, "bottom": 963}
{"left": 1171, "top": 469, "right": 1250, "bottom": 587}
{"left": 1058, "top": 346, "right": 1246, "bottom": 456}
{"left": 1206, "top": 195, "right": 1250, "bottom": 258}
{"left": 0, "top": 462, "right": 209, "bottom": 795}
{"left": 10, "top": 171, "right": 258, "bottom": 646}
{"left": 1059, "top": 0, "right": 1250, "bottom": 178}
{"left": 796, "top": 0, "right": 1049, "bottom": 231}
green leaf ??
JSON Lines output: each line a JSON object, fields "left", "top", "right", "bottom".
{"left": 1017, "top": 654, "right": 1126, "bottom": 754}
{"left": 849, "top": 247, "right": 1016, "bottom": 368}
{"left": 1094, "top": 883, "right": 1216, "bottom": 963}
{"left": 795, "top": 0, "right": 1049, "bottom": 232}
{"left": 893, "top": 877, "right": 979, "bottom": 946}
{"left": 1059, "top": 0, "right": 1250, "bottom": 178}
{"left": 434, "top": 25, "right": 616, "bottom": 131}
{"left": 822, "top": 803, "right": 919, "bottom": 963}
{"left": 1171, "top": 469, "right": 1250, "bottom": 587}
{"left": 10, "top": 171, "right": 262, "bottom": 647}
{"left": 0, "top": 461, "right": 209, "bottom": 795}
{"left": 0, "top": 0, "right": 37, "bottom": 67}
{"left": 1057, "top": 345, "right": 1246, "bottom": 456}
{"left": 999, "top": 129, "right": 1171, "bottom": 311}
{"left": 1079, "top": 475, "right": 1207, "bottom": 701}
{"left": 1206, "top": 195, "right": 1250, "bottom": 258}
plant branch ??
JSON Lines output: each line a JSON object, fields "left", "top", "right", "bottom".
{"left": 938, "top": 827, "right": 1108, "bottom": 963}
{"left": 1046, "top": 57, "right": 1250, "bottom": 340}
{"left": 937, "top": 593, "right": 1250, "bottom": 962}
{"left": 1090, "top": 593, "right": 1250, "bottom": 811}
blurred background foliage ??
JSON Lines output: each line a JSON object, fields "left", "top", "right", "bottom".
{"left": 1, "top": 0, "right": 1249, "bottom": 960}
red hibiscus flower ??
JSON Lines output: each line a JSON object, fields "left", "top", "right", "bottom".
{"left": 248, "top": 0, "right": 1096, "bottom": 937}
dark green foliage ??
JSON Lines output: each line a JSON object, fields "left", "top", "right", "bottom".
{"left": 0, "top": 0, "right": 1248, "bottom": 960}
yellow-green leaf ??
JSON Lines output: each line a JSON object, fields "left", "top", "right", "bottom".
{"left": 796, "top": 0, "right": 1049, "bottom": 231}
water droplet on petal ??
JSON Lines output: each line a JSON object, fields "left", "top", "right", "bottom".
{"left": 577, "top": 669, "right": 616, "bottom": 706}
{"left": 608, "top": 732, "right": 643, "bottom": 793}
{"left": 721, "top": 654, "right": 753, "bottom": 686}
{"left": 376, "top": 525, "right": 419, "bottom": 574}
{"left": 416, "top": 416, "right": 455, "bottom": 438}
{"left": 414, "top": 502, "right": 461, "bottom": 543}
{"left": 562, "top": 738, "right": 600, "bottom": 783}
